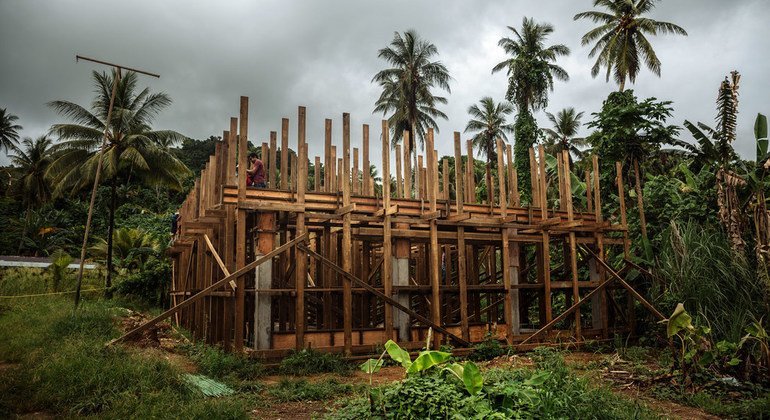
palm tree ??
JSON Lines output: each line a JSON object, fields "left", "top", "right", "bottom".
{"left": 8, "top": 136, "right": 55, "bottom": 208}
{"left": 574, "top": 0, "right": 687, "bottom": 91}
{"left": 0, "top": 108, "right": 22, "bottom": 153}
{"left": 8, "top": 135, "right": 56, "bottom": 254}
{"left": 373, "top": 30, "right": 451, "bottom": 196}
{"left": 492, "top": 17, "right": 569, "bottom": 196}
{"left": 465, "top": 97, "right": 515, "bottom": 202}
{"left": 48, "top": 70, "right": 190, "bottom": 295}
{"left": 90, "top": 227, "right": 161, "bottom": 272}
{"left": 541, "top": 108, "right": 587, "bottom": 165}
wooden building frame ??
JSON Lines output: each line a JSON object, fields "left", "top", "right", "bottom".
{"left": 134, "top": 96, "right": 665, "bottom": 358}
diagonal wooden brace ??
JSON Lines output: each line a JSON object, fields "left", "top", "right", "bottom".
{"left": 106, "top": 232, "right": 308, "bottom": 347}
{"left": 298, "top": 244, "right": 471, "bottom": 348}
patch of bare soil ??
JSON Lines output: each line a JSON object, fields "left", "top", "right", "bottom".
{"left": 253, "top": 400, "right": 331, "bottom": 420}
{"left": 617, "top": 389, "right": 720, "bottom": 420}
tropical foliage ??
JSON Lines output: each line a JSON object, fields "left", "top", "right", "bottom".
{"left": 0, "top": 107, "right": 22, "bottom": 153}
{"left": 493, "top": 17, "right": 569, "bottom": 196}
{"left": 373, "top": 30, "right": 451, "bottom": 152}
{"left": 541, "top": 107, "right": 587, "bottom": 164}
{"left": 574, "top": 0, "right": 687, "bottom": 90}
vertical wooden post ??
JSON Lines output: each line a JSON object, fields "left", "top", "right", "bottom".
{"left": 235, "top": 97, "right": 248, "bottom": 352}
{"left": 330, "top": 146, "right": 337, "bottom": 193}
{"left": 633, "top": 159, "right": 649, "bottom": 242}
{"left": 538, "top": 145, "right": 552, "bottom": 323}
{"left": 585, "top": 170, "right": 593, "bottom": 213}
{"left": 427, "top": 128, "right": 441, "bottom": 348}
{"left": 395, "top": 144, "right": 403, "bottom": 198}
{"left": 529, "top": 148, "right": 540, "bottom": 208}
{"left": 403, "top": 131, "right": 412, "bottom": 199}
{"left": 295, "top": 106, "right": 307, "bottom": 350}
{"left": 353, "top": 147, "right": 359, "bottom": 195}
{"left": 592, "top": 155, "right": 608, "bottom": 337}
{"left": 381, "top": 120, "right": 394, "bottom": 340}
{"left": 269, "top": 133, "right": 277, "bottom": 188}
{"left": 227, "top": 118, "right": 238, "bottom": 185}
{"left": 466, "top": 139, "right": 475, "bottom": 203}
{"left": 363, "top": 124, "right": 370, "bottom": 196}
{"left": 617, "top": 161, "right": 634, "bottom": 334}
{"left": 454, "top": 132, "right": 469, "bottom": 341}
{"left": 342, "top": 113, "right": 353, "bottom": 355}
{"left": 442, "top": 158, "right": 449, "bottom": 200}
{"left": 507, "top": 145, "right": 518, "bottom": 208}
{"left": 324, "top": 119, "right": 332, "bottom": 192}
{"left": 563, "top": 150, "right": 581, "bottom": 341}
{"left": 314, "top": 157, "right": 321, "bottom": 192}
{"left": 281, "top": 119, "right": 289, "bottom": 190}
{"left": 497, "top": 139, "right": 513, "bottom": 341}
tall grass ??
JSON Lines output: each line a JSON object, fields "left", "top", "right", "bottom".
{"left": 656, "top": 221, "right": 769, "bottom": 341}
{"left": 0, "top": 273, "right": 251, "bottom": 419}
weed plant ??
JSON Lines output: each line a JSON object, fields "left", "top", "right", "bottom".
{"left": 0, "top": 289, "right": 250, "bottom": 419}
{"left": 656, "top": 222, "right": 768, "bottom": 342}
{"left": 268, "top": 378, "right": 355, "bottom": 402}
{"left": 184, "top": 342, "right": 264, "bottom": 380}
{"left": 279, "top": 348, "right": 353, "bottom": 376}
{"left": 327, "top": 347, "right": 654, "bottom": 419}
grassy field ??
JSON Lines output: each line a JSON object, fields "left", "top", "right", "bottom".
{"left": 1, "top": 268, "right": 767, "bottom": 419}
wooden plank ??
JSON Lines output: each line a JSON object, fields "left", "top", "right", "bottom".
{"left": 324, "top": 119, "right": 332, "bottom": 192}
{"left": 314, "top": 156, "right": 321, "bottom": 192}
{"left": 238, "top": 201, "right": 305, "bottom": 213}
{"left": 269, "top": 131, "right": 277, "bottom": 189}
{"left": 300, "top": 245, "right": 470, "bottom": 347}
{"left": 466, "top": 139, "right": 475, "bottom": 204}
{"left": 457, "top": 226, "right": 469, "bottom": 341}
{"left": 227, "top": 118, "right": 237, "bottom": 185}
{"left": 235, "top": 97, "right": 248, "bottom": 351}
{"left": 108, "top": 233, "right": 308, "bottom": 347}
{"left": 427, "top": 128, "right": 441, "bottom": 348}
{"left": 281, "top": 118, "right": 289, "bottom": 190}
{"left": 497, "top": 138, "right": 507, "bottom": 216}
{"left": 403, "top": 130, "right": 412, "bottom": 199}
{"left": 529, "top": 148, "right": 540, "bottom": 207}
{"left": 395, "top": 144, "right": 403, "bottom": 198}
{"left": 537, "top": 146, "right": 552, "bottom": 323}
{"left": 353, "top": 147, "right": 359, "bottom": 195}
{"left": 592, "top": 154, "right": 608, "bottom": 338}
{"left": 342, "top": 112, "right": 353, "bottom": 355}
{"left": 295, "top": 106, "right": 308, "bottom": 350}
{"left": 442, "top": 158, "right": 449, "bottom": 200}
{"left": 362, "top": 124, "right": 370, "bottom": 196}
{"left": 563, "top": 150, "right": 581, "bottom": 341}
{"left": 507, "top": 144, "right": 518, "bottom": 208}
{"left": 382, "top": 120, "right": 394, "bottom": 340}
{"left": 453, "top": 132, "right": 464, "bottom": 213}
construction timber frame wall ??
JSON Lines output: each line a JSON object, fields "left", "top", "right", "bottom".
{"left": 169, "top": 96, "right": 644, "bottom": 357}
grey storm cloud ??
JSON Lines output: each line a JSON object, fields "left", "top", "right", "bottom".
{"left": 1, "top": 0, "right": 768, "bottom": 167}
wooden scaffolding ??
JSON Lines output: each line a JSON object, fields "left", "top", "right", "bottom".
{"left": 160, "top": 96, "right": 662, "bottom": 358}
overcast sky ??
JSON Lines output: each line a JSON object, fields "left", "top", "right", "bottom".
{"left": 1, "top": 0, "right": 768, "bottom": 169}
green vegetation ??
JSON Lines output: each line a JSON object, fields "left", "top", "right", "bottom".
{"left": 332, "top": 348, "right": 653, "bottom": 419}
{"left": 279, "top": 348, "right": 354, "bottom": 376}
{"left": 268, "top": 378, "right": 355, "bottom": 402}
{"left": 0, "top": 294, "right": 250, "bottom": 419}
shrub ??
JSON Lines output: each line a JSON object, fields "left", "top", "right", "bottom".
{"left": 185, "top": 342, "right": 263, "bottom": 380}
{"left": 268, "top": 378, "right": 354, "bottom": 402}
{"left": 279, "top": 348, "right": 353, "bottom": 376}
{"left": 114, "top": 258, "right": 171, "bottom": 307}
{"left": 468, "top": 332, "right": 509, "bottom": 361}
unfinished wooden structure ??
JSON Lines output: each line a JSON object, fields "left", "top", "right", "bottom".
{"left": 166, "top": 96, "right": 657, "bottom": 357}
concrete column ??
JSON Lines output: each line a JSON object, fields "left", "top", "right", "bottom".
{"left": 509, "top": 241, "right": 521, "bottom": 335}
{"left": 254, "top": 212, "right": 276, "bottom": 349}
{"left": 589, "top": 258, "right": 602, "bottom": 330}
{"left": 393, "top": 226, "right": 410, "bottom": 342}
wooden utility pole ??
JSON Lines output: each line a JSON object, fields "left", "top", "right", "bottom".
{"left": 72, "top": 55, "right": 159, "bottom": 308}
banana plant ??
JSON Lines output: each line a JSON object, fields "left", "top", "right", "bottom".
{"left": 360, "top": 329, "right": 484, "bottom": 395}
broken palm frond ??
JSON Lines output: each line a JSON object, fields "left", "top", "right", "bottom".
{"left": 716, "top": 167, "right": 746, "bottom": 251}
{"left": 183, "top": 374, "right": 235, "bottom": 397}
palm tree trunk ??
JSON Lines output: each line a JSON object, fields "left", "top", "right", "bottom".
{"left": 633, "top": 159, "right": 648, "bottom": 242}
{"left": 619, "top": 77, "right": 626, "bottom": 92}
{"left": 105, "top": 176, "right": 117, "bottom": 299}
{"left": 18, "top": 206, "right": 31, "bottom": 255}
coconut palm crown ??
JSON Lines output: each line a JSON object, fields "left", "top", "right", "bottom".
{"left": 574, "top": 0, "right": 687, "bottom": 91}
{"left": 0, "top": 107, "right": 22, "bottom": 153}
{"left": 541, "top": 107, "right": 587, "bottom": 162}
{"left": 373, "top": 30, "right": 451, "bottom": 151}
{"left": 492, "top": 17, "right": 570, "bottom": 111}
{"left": 465, "top": 97, "right": 515, "bottom": 166}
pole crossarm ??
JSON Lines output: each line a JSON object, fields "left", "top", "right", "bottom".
{"left": 298, "top": 244, "right": 472, "bottom": 347}
{"left": 75, "top": 55, "right": 161, "bottom": 78}
{"left": 106, "top": 232, "right": 308, "bottom": 347}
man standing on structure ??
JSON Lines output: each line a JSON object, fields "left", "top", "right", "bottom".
{"left": 246, "top": 152, "right": 266, "bottom": 188}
